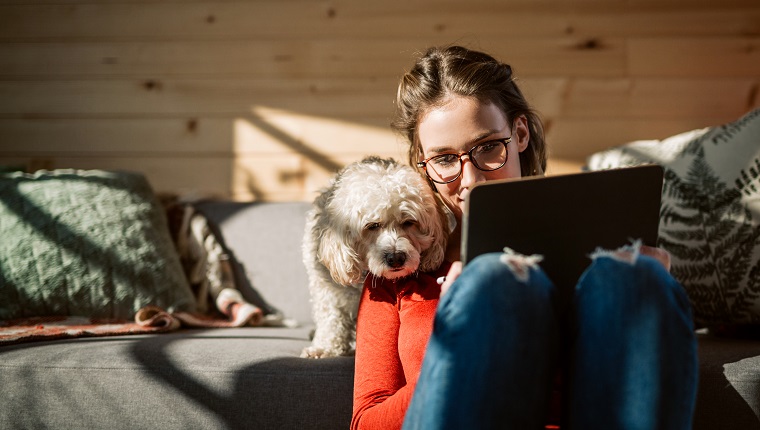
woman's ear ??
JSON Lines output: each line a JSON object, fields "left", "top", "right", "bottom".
{"left": 513, "top": 115, "right": 530, "bottom": 153}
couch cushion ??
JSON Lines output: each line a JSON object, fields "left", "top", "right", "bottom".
{"left": 2, "top": 328, "right": 757, "bottom": 429}
{"left": 0, "top": 169, "right": 196, "bottom": 320}
{"left": 194, "top": 201, "right": 314, "bottom": 324}
{"left": 586, "top": 109, "right": 760, "bottom": 326}
{"left": 0, "top": 326, "right": 354, "bottom": 430}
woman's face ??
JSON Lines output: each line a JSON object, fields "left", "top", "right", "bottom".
{"left": 417, "top": 95, "right": 529, "bottom": 222}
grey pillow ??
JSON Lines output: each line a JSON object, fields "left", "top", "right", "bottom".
{"left": 587, "top": 109, "right": 760, "bottom": 327}
{"left": 0, "top": 169, "right": 197, "bottom": 320}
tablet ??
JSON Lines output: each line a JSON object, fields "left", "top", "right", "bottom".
{"left": 461, "top": 165, "right": 664, "bottom": 289}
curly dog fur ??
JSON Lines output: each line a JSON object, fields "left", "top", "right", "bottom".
{"left": 301, "top": 156, "right": 447, "bottom": 358}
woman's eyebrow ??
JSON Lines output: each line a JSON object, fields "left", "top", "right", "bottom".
{"left": 426, "top": 144, "right": 456, "bottom": 155}
{"left": 427, "top": 129, "right": 501, "bottom": 154}
{"left": 470, "top": 129, "right": 500, "bottom": 143}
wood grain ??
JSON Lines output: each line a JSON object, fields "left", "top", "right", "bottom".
{"left": 1, "top": 0, "right": 757, "bottom": 200}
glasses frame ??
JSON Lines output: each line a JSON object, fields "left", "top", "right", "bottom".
{"left": 416, "top": 137, "right": 512, "bottom": 184}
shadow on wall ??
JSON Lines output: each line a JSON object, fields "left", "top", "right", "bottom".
{"left": 233, "top": 110, "right": 343, "bottom": 202}
{"left": 232, "top": 106, "right": 403, "bottom": 202}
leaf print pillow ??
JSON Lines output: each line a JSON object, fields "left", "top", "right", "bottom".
{"left": 586, "top": 109, "right": 760, "bottom": 327}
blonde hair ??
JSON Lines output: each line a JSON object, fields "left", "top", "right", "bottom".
{"left": 392, "top": 46, "right": 546, "bottom": 177}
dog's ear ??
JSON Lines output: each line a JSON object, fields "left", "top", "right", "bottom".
{"left": 419, "top": 197, "right": 448, "bottom": 272}
{"left": 317, "top": 225, "right": 364, "bottom": 286}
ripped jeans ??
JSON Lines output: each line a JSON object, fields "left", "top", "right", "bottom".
{"left": 402, "top": 246, "right": 698, "bottom": 430}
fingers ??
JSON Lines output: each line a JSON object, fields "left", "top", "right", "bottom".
{"left": 440, "top": 261, "right": 462, "bottom": 296}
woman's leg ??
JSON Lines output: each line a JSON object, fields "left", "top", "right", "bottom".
{"left": 403, "top": 252, "right": 560, "bottom": 430}
{"left": 567, "top": 249, "right": 698, "bottom": 430}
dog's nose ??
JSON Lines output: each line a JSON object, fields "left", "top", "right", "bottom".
{"left": 385, "top": 251, "right": 407, "bottom": 268}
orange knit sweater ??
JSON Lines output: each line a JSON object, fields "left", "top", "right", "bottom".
{"left": 351, "top": 261, "right": 562, "bottom": 430}
{"left": 351, "top": 263, "right": 450, "bottom": 430}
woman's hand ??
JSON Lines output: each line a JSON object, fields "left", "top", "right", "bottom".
{"left": 439, "top": 261, "right": 462, "bottom": 296}
{"left": 640, "top": 245, "right": 671, "bottom": 272}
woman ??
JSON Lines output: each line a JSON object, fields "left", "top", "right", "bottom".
{"left": 351, "top": 46, "right": 698, "bottom": 430}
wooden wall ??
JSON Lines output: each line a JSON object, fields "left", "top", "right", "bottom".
{"left": 1, "top": 0, "right": 758, "bottom": 201}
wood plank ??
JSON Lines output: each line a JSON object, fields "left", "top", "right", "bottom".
{"left": 560, "top": 78, "right": 756, "bottom": 119}
{"left": 0, "top": 2, "right": 757, "bottom": 41}
{"left": 0, "top": 78, "right": 398, "bottom": 118}
{"left": 545, "top": 158, "right": 584, "bottom": 176}
{"left": 232, "top": 108, "right": 402, "bottom": 156}
{"left": 0, "top": 117, "right": 235, "bottom": 154}
{"left": 629, "top": 37, "right": 760, "bottom": 78}
{"left": 0, "top": 155, "right": 234, "bottom": 198}
{"left": 0, "top": 76, "right": 599, "bottom": 118}
{"left": 545, "top": 117, "right": 732, "bottom": 161}
{"left": 0, "top": 2, "right": 349, "bottom": 41}
{"left": 510, "top": 78, "right": 568, "bottom": 118}
{"left": 0, "top": 114, "right": 400, "bottom": 156}
{"left": 0, "top": 37, "right": 626, "bottom": 79}
{"left": 563, "top": 8, "right": 760, "bottom": 38}
{"left": 626, "top": 0, "right": 759, "bottom": 6}
{"left": 0, "top": 76, "right": 716, "bottom": 122}
{"left": 0, "top": 40, "right": 410, "bottom": 79}
{"left": 0, "top": 39, "right": 400, "bottom": 78}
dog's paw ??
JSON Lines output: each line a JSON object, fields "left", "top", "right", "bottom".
{"left": 301, "top": 346, "right": 329, "bottom": 359}
{"left": 300, "top": 345, "right": 354, "bottom": 359}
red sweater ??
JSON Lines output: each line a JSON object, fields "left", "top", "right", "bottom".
{"left": 351, "top": 263, "right": 562, "bottom": 430}
{"left": 351, "top": 263, "right": 451, "bottom": 430}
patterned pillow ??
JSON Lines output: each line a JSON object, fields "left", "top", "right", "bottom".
{"left": 0, "top": 169, "right": 197, "bottom": 320}
{"left": 586, "top": 109, "right": 760, "bottom": 327}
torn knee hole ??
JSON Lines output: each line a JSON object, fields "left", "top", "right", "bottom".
{"left": 590, "top": 239, "right": 642, "bottom": 265}
{"left": 499, "top": 247, "right": 544, "bottom": 282}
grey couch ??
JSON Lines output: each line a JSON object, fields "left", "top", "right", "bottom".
{"left": 1, "top": 201, "right": 759, "bottom": 429}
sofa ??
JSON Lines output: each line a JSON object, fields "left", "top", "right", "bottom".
{"left": 0, "top": 196, "right": 758, "bottom": 429}
{"left": 0, "top": 198, "right": 352, "bottom": 430}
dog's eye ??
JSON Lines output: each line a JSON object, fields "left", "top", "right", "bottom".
{"left": 365, "top": 222, "right": 381, "bottom": 231}
{"left": 402, "top": 220, "right": 417, "bottom": 228}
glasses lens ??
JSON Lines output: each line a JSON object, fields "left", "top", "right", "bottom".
{"left": 427, "top": 154, "right": 461, "bottom": 183}
{"left": 423, "top": 139, "right": 509, "bottom": 183}
{"left": 472, "top": 140, "right": 507, "bottom": 171}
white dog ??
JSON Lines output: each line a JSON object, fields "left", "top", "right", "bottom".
{"left": 301, "top": 156, "right": 447, "bottom": 358}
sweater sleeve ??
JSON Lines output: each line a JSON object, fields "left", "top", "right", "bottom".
{"left": 351, "top": 280, "right": 414, "bottom": 430}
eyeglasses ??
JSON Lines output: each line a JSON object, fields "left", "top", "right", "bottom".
{"left": 416, "top": 137, "right": 511, "bottom": 184}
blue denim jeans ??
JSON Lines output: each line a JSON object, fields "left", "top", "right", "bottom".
{"left": 402, "top": 250, "right": 698, "bottom": 430}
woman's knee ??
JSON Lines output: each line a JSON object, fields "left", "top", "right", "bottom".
{"left": 441, "top": 252, "right": 557, "bottom": 322}
{"left": 577, "top": 251, "right": 692, "bottom": 320}
{"left": 436, "top": 251, "right": 559, "bottom": 346}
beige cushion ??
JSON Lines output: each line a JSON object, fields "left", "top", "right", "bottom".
{"left": 587, "top": 109, "right": 760, "bottom": 327}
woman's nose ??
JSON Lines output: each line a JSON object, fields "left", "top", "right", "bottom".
{"left": 459, "top": 156, "right": 485, "bottom": 187}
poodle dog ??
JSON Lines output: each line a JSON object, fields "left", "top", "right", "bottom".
{"left": 301, "top": 156, "right": 447, "bottom": 358}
